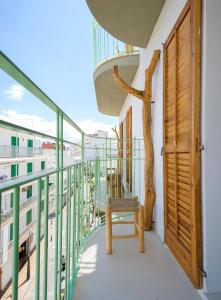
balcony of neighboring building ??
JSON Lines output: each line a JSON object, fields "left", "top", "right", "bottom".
{"left": 87, "top": 0, "right": 166, "bottom": 48}
{"left": 93, "top": 21, "right": 139, "bottom": 116}
{"left": 0, "top": 145, "right": 43, "bottom": 159}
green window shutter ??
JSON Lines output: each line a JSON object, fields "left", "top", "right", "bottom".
{"left": 27, "top": 139, "right": 33, "bottom": 148}
{"left": 41, "top": 179, "right": 45, "bottom": 191}
{"left": 41, "top": 160, "right": 45, "bottom": 170}
{"left": 11, "top": 136, "right": 16, "bottom": 146}
{"left": 11, "top": 164, "right": 18, "bottom": 178}
{"left": 10, "top": 193, "right": 14, "bottom": 208}
{"left": 11, "top": 136, "right": 19, "bottom": 146}
{"left": 26, "top": 209, "right": 32, "bottom": 226}
{"left": 9, "top": 223, "right": 13, "bottom": 241}
{"left": 11, "top": 137, "right": 19, "bottom": 157}
{"left": 27, "top": 185, "right": 32, "bottom": 199}
{"left": 41, "top": 200, "right": 44, "bottom": 212}
{"left": 27, "top": 162, "right": 33, "bottom": 174}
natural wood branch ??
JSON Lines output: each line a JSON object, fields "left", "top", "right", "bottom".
{"left": 145, "top": 50, "right": 161, "bottom": 98}
{"left": 147, "top": 50, "right": 161, "bottom": 76}
{"left": 112, "top": 65, "right": 145, "bottom": 101}
{"left": 111, "top": 126, "right": 119, "bottom": 142}
{"left": 112, "top": 49, "right": 161, "bottom": 231}
{"left": 143, "top": 50, "right": 160, "bottom": 230}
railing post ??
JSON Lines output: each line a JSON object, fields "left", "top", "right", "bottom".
{"left": 105, "top": 137, "right": 107, "bottom": 197}
{"left": 54, "top": 110, "right": 60, "bottom": 300}
{"left": 81, "top": 133, "right": 85, "bottom": 242}
{"left": 72, "top": 165, "right": 76, "bottom": 280}
{"left": 35, "top": 179, "right": 41, "bottom": 300}
{"left": 58, "top": 112, "right": 64, "bottom": 299}
{"left": 43, "top": 175, "right": 49, "bottom": 300}
{"left": 65, "top": 168, "right": 71, "bottom": 300}
{"left": 12, "top": 186, "right": 19, "bottom": 300}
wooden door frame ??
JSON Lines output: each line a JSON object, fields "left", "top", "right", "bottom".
{"left": 163, "top": 0, "right": 202, "bottom": 288}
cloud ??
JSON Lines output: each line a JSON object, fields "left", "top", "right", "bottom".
{"left": 4, "top": 84, "right": 25, "bottom": 101}
{"left": 77, "top": 119, "right": 116, "bottom": 136}
{"left": 0, "top": 109, "right": 116, "bottom": 143}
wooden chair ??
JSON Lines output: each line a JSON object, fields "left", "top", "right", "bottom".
{"left": 105, "top": 197, "right": 145, "bottom": 254}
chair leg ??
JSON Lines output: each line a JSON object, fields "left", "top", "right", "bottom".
{"left": 106, "top": 207, "right": 112, "bottom": 254}
{"left": 138, "top": 205, "right": 145, "bottom": 253}
{"left": 134, "top": 212, "right": 138, "bottom": 235}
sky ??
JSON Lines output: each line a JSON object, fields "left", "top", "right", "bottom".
{"left": 0, "top": 0, "right": 117, "bottom": 139}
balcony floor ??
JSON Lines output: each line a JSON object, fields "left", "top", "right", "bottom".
{"left": 74, "top": 224, "right": 202, "bottom": 300}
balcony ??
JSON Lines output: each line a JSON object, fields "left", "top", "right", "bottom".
{"left": 74, "top": 226, "right": 202, "bottom": 300}
{"left": 87, "top": 0, "right": 166, "bottom": 48}
{"left": 0, "top": 51, "right": 204, "bottom": 300}
{"left": 0, "top": 51, "right": 144, "bottom": 300}
{"left": 0, "top": 145, "right": 43, "bottom": 159}
{"left": 93, "top": 22, "right": 139, "bottom": 116}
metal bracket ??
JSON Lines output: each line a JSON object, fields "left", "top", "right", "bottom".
{"left": 161, "top": 147, "right": 165, "bottom": 156}
{"left": 200, "top": 268, "right": 207, "bottom": 278}
{"left": 199, "top": 145, "right": 205, "bottom": 151}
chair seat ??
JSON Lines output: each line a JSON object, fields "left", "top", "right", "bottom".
{"left": 108, "top": 197, "right": 140, "bottom": 212}
{"left": 105, "top": 196, "right": 145, "bottom": 254}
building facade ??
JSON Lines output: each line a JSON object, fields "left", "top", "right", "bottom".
{"left": 88, "top": 0, "right": 221, "bottom": 299}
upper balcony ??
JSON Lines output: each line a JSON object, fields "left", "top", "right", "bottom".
{"left": 87, "top": 0, "right": 166, "bottom": 48}
{"left": 93, "top": 21, "right": 139, "bottom": 116}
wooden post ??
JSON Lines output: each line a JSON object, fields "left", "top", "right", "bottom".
{"left": 112, "top": 125, "right": 122, "bottom": 197}
{"left": 138, "top": 205, "right": 145, "bottom": 253}
{"left": 134, "top": 211, "right": 138, "bottom": 235}
{"left": 112, "top": 50, "right": 161, "bottom": 230}
{"left": 105, "top": 207, "right": 112, "bottom": 254}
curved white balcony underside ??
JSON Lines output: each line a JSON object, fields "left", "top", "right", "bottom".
{"left": 94, "top": 54, "right": 139, "bottom": 116}
{"left": 86, "top": 0, "right": 165, "bottom": 48}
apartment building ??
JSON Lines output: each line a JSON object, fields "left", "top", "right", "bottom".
{"left": 0, "top": 127, "right": 56, "bottom": 294}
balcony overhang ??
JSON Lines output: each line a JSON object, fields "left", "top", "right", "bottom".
{"left": 94, "top": 54, "right": 139, "bottom": 116}
{"left": 86, "top": 0, "right": 165, "bottom": 48}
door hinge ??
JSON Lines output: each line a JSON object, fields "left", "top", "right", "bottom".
{"left": 200, "top": 268, "right": 207, "bottom": 278}
{"left": 199, "top": 145, "right": 205, "bottom": 152}
{"left": 161, "top": 146, "right": 165, "bottom": 156}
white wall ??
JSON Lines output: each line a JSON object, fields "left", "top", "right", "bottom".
{"left": 119, "top": 0, "right": 221, "bottom": 298}
{"left": 201, "top": 0, "right": 221, "bottom": 299}
{"left": 119, "top": 0, "right": 187, "bottom": 240}
{"left": 0, "top": 127, "right": 33, "bottom": 147}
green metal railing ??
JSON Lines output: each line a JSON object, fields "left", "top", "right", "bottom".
{"left": 0, "top": 145, "right": 43, "bottom": 158}
{"left": 93, "top": 20, "right": 139, "bottom": 67}
{"left": 0, "top": 51, "right": 144, "bottom": 300}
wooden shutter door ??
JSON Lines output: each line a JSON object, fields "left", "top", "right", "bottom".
{"left": 163, "top": 0, "right": 201, "bottom": 288}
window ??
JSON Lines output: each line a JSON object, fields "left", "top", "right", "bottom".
{"left": 11, "top": 136, "right": 19, "bottom": 146}
{"left": 27, "top": 185, "right": 32, "bottom": 199}
{"left": 11, "top": 136, "right": 19, "bottom": 157}
{"left": 11, "top": 164, "right": 18, "bottom": 178}
{"left": 27, "top": 162, "right": 33, "bottom": 174}
{"left": 10, "top": 192, "right": 14, "bottom": 208}
{"left": 41, "top": 160, "right": 45, "bottom": 170}
{"left": 9, "top": 223, "right": 13, "bottom": 241}
{"left": 27, "top": 139, "right": 33, "bottom": 148}
{"left": 26, "top": 209, "right": 32, "bottom": 226}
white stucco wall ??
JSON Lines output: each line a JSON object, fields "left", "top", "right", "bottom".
{"left": 119, "top": 0, "right": 187, "bottom": 240}
{"left": 201, "top": 0, "right": 221, "bottom": 299}
{"left": 119, "top": 0, "right": 221, "bottom": 298}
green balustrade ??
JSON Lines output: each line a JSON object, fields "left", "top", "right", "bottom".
{"left": 0, "top": 51, "right": 144, "bottom": 300}
{"left": 93, "top": 20, "right": 139, "bottom": 67}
